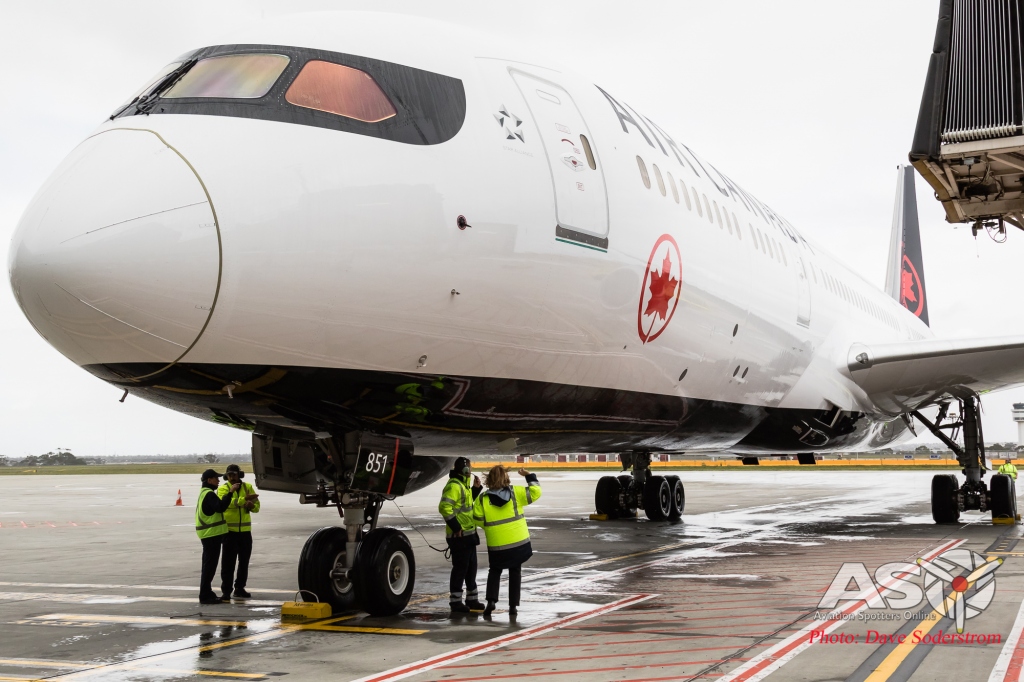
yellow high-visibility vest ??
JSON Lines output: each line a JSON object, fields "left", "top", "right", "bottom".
{"left": 472, "top": 482, "right": 541, "bottom": 551}
{"left": 195, "top": 488, "right": 227, "bottom": 539}
{"left": 999, "top": 463, "right": 1018, "bottom": 480}
{"left": 217, "top": 481, "right": 260, "bottom": 532}
{"left": 438, "top": 475, "right": 477, "bottom": 537}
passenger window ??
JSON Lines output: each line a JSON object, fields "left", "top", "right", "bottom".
{"left": 653, "top": 164, "right": 666, "bottom": 196}
{"left": 286, "top": 60, "right": 397, "bottom": 122}
{"left": 703, "top": 195, "right": 714, "bottom": 223}
{"left": 164, "top": 53, "right": 290, "bottom": 99}
{"left": 694, "top": 189, "right": 703, "bottom": 216}
{"left": 667, "top": 172, "right": 679, "bottom": 203}
{"left": 749, "top": 224, "right": 759, "bottom": 249}
{"left": 779, "top": 243, "right": 787, "bottom": 265}
{"left": 579, "top": 134, "right": 597, "bottom": 170}
{"left": 680, "top": 179, "right": 692, "bottom": 210}
{"left": 714, "top": 201, "right": 727, "bottom": 232}
{"left": 765, "top": 236, "right": 774, "bottom": 259}
{"left": 733, "top": 213, "right": 741, "bottom": 240}
{"left": 636, "top": 156, "right": 651, "bottom": 189}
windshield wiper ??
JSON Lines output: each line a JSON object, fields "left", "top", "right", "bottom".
{"left": 109, "top": 59, "right": 198, "bottom": 120}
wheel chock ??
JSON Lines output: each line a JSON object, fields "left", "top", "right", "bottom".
{"left": 992, "top": 516, "right": 1018, "bottom": 525}
{"left": 281, "top": 591, "right": 331, "bottom": 620}
{"left": 589, "top": 513, "right": 609, "bottom": 521}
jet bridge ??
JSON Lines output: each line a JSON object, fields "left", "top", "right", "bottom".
{"left": 911, "top": 0, "right": 1024, "bottom": 237}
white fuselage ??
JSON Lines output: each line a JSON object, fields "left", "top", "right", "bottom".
{"left": 8, "top": 14, "right": 930, "bottom": 455}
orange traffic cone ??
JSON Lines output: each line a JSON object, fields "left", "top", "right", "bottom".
{"left": 175, "top": 490, "right": 183, "bottom": 506}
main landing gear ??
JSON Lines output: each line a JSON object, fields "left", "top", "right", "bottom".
{"left": 594, "top": 452, "right": 684, "bottom": 521}
{"left": 912, "top": 394, "right": 1018, "bottom": 524}
{"left": 298, "top": 491, "right": 416, "bottom": 616}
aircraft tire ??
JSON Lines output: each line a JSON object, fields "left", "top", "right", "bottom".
{"left": 595, "top": 476, "right": 621, "bottom": 518}
{"left": 990, "top": 474, "right": 1015, "bottom": 519}
{"left": 665, "top": 476, "right": 685, "bottom": 519}
{"left": 643, "top": 475, "right": 672, "bottom": 521}
{"left": 930, "top": 474, "right": 960, "bottom": 524}
{"left": 353, "top": 528, "right": 416, "bottom": 616}
{"left": 298, "top": 526, "right": 358, "bottom": 612}
{"left": 617, "top": 474, "right": 634, "bottom": 491}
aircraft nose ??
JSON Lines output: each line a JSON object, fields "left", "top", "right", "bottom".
{"left": 8, "top": 128, "right": 220, "bottom": 370}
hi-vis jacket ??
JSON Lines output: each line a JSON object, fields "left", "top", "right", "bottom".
{"left": 216, "top": 481, "right": 260, "bottom": 532}
{"left": 472, "top": 475, "right": 541, "bottom": 552}
{"left": 438, "top": 473, "right": 480, "bottom": 537}
{"left": 195, "top": 487, "right": 228, "bottom": 540}
{"left": 999, "top": 462, "right": 1019, "bottom": 480}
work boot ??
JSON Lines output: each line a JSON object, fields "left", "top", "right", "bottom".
{"left": 450, "top": 602, "right": 471, "bottom": 614}
{"left": 483, "top": 601, "right": 496, "bottom": 619}
{"left": 199, "top": 595, "right": 221, "bottom": 605}
{"left": 219, "top": 594, "right": 232, "bottom": 603}
{"left": 233, "top": 588, "right": 251, "bottom": 599}
{"left": 509, "top": 606, "right": 518, "bottom": 617}
{"left": 466, "top": 599, "right": 486, "bottom": 611}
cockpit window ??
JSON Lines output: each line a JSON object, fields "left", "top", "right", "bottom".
{"left": 285, "top": 61, "right": 396, "bottom": 123}
{"left": 163, "top": 54, "right": 290, "bottom": 99}
{"left": 120, "top": 61, "right": 183, "bottom": 107}
{"left": 110, "top": 44, "right": 466, "bottom": 146}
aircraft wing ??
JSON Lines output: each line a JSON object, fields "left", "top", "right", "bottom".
{"left": 847, "top": 335, "right": 1024, "bottom": 414}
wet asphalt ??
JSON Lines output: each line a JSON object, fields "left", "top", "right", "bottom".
{"left": 0, "top": 469, "right": 1021, "bottom": 681}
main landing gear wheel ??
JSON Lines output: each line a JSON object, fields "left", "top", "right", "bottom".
{"left": 990, "top": 474, "right": 1017, "bottom": 520}
{"left": 595, "top": 476, "right": 621, "bottom": 518}
{"left": 665, "top": 476, "right": 685, "bottom": 519}
{"left": 298, "top": 526, "right": 358, "bottom": 612}
{"left": 617, "top": 475, "right": 638, "bottom": 517}
{"left": 353, "top": 528, "right": 416, "bottom": 617}
{"left": 931, "top": 475, "right": 960, "bottom": 524}
{"left": 643, "top": 475, "right": 672, "bottom": 521}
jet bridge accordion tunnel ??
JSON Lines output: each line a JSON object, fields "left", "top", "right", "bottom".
{"left": 911, "top": 0, "right": 1024, "bottom": 237}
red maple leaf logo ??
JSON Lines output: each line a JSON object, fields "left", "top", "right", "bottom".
{"left": 901, "top": 266, "right": 917, "bottom": 304}
{"left": 644, "top": 253, "right": 679, "bottom": 320}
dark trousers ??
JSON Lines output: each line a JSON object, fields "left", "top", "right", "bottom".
{"left": 449, "top": 543, "right": 479, "bottom": 603}
{"left": 200, "top": 535, "right": 224, "bottom": 599}
{"left": 486, "top": 563, "right": 522, "bottom": 607}
{"left": 221, "top": 531, "right": 253, "bottom": 595}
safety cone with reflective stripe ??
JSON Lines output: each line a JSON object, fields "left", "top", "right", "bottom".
{"left": 175, "top": 490, "right": 183, "bottom": 506}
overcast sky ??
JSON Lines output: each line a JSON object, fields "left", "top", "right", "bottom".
{"left": 3, "top": 0, "right": 1023, "bottom": 458}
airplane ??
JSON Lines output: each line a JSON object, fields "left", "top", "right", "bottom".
{"left": 9, "top": 12, "right": 1024, "bottom": 616}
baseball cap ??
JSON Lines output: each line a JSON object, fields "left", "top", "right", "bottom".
{"left": 201, "top": 468, "right": 223, "bottom": 481}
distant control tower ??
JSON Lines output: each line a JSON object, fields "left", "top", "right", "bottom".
{"left": 1014, "top": 404, "right": 1024, "bottom": 451}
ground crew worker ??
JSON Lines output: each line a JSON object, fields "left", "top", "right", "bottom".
{"left": 472, "top": 465, "right": 541, "bottom": 619}
{"left": 999, "top": 458, "right": 1018, "bottom": 480}
{"left": 218, "top": 464, "right": 260, "bottom": 600}
{"left": 439, "top": 457, "right": 485, "bottom": 614}
{"left": 196, "top": 468, "right": 237, "bottom": 604}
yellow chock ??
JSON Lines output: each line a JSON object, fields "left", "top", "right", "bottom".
{"left": 589, "top": 513, "right": 609, "bottom": 521}
{"left": 993, "top": 516, "right": 1017, "bottom": 525}
{"left": 281, "top": 591, "right": 331, "bottom": 621}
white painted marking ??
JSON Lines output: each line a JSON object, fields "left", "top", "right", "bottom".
{"left": 0, "top": 581, "right": 294, "bottom": 594}
{"left": 987, "top": 590, "right": 1024, "bottom": 682}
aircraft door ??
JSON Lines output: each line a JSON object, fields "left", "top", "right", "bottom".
{"left": 796, "top": 255, "right": 812, "bottom": 327}
{"left": 510, "top": 70, "right": 610, "bottom": 251}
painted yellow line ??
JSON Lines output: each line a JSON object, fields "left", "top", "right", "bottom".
{"left": 864, "top": 558, "right": 1000, "bottom": 682}
{"left": 295, "top": 624, "right": 427, "bottom": 635}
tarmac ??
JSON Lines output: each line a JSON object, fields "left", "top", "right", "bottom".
{"left": 1, "top": 469, "right": 1022, "bottom": 681}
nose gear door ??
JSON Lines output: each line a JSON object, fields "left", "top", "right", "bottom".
{"left": 510, "top": 70, "right": 610, "bottom": 252}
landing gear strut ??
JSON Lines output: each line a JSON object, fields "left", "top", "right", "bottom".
{"left": 594, "top": 453, "right": 684, "bottom": 521}
{"left": 912, "top": 394, "right": 1016, "bottom": 523}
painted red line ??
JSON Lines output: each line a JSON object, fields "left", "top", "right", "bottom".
{"left": 510, "top": 640, "right": 773, "bottom": 654}
{"left": 719, "top": 537, "right": 965, "bottom": 682}
{"left": 44, "top": 521, "right": 56, "bottom": 527}
{"left": 350, "top": 594, "right": 654, "bottom": 682}
{"left": 442, "top": 649, "right": 731, "bottom": 668}
{"left": 386, "top": 438, "right": 399, "bottom": 495}
{"left": 20, "top": 521, "right": 27, "bottom": 528}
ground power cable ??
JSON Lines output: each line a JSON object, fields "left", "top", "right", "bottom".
{"left": 390, "top": 500, "right": 451, "bottom": 560}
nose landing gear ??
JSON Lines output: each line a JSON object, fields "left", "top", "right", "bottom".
{"left": 594, "top": 453, "right": 684, "bottom": 521}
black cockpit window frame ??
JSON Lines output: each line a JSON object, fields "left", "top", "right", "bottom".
{"left": 113, "top": 44, "right": 466, "bottom": 146}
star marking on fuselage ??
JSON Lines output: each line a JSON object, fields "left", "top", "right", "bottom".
{"left": 494, "top": 104, "right": 524, "bottom": 142}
